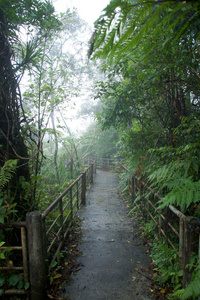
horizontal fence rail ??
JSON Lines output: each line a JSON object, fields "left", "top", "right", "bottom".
{"left": 1, "top": 157, "right": 199, "bottom": 297}
{"left": 0, "top": 160, "right": 96, "bottom": 299}
{"left": 42, "top": 168, "right": 91, "bottom": 266}
{"left": 119, "top": 164, "right": 200, "bottom": 287}
{"left": 82, "top": 157, "right": 118, "bottom": 171}
{"left": 0, "top": 222, "right": 29, "bottom": 296}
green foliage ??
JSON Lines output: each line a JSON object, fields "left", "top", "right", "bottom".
{"left": 148, "top": 116, "right": 200, "bottom": 212}
{"left": 0, "top": 241, "right": 12, "bottom": 260}
{"left": 0, "top": 160, "right": 18, "bottom": 190}
{"left": 118, "top": 170, "right": 132, "bottom": 196}
{"left": 0, "top": 271, "right": 29, "bottom": 295}
{"left": 151, "top": 240, "right": 182, "bottom": 291}
{"left": 0, "top": 0, "right": 61, "bottom": 34}
{"left": 0, "top": 160, "right": 18, "bottom": 224}
{"left": 79, "top": 122, "right": 119, "bottom": 159}
{"left": 91, "top": 1, "right": 200, "bottom": 299}
{"left": 148, "top": 159, "right": 200, "bottom": 210}
{"left": 173, "top": 255, "right": 200, "bottom": 299}
{"left": 92, "top": 0, "right": 200, "bottom": 60}
{"left": 141, "top": 219, "right": 156, "bottom": 240}
{"left": 181, "top": 265, "right": 200, "bottom": 299}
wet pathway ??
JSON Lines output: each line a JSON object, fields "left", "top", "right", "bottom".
{"left": 65, "top": 170, "right": 154, "bottom": 300}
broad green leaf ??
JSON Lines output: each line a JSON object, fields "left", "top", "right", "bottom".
{"left": 24, "top": 282, "right": 30, "bottom": 290}
{"left": 9, "top": 275, "right": 19, "bottom": 286}
{"left": 0, "top": 278, "right": 5, "bottom": 287}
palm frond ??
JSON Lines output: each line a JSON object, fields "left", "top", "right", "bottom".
{"left": 91, "top": 0, "right": 200, "bottom": 60}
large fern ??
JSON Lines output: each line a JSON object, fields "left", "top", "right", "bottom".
{"left": 182, "top": 265, "right": 200, "bottom": 299}
{"left": 174, "top": 264, "right": 200, "bottom": 299}
{"left": 148, "top": 154, "right": 200, "bottom": 211}
{"left": 0, "top": 160, "right": 18, "bottom": 223}
{"left": 148, "top": 115, "right": 200, "bottom": 211}
{"left": 0, "top": 160, "right": 18, "bottom": 190}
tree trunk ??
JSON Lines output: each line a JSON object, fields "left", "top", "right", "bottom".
{"left": 0, "top": 18, "right": 31, "bottom": 218}
{"left": 51, "top": 109, "right": 60, "bottom": 183}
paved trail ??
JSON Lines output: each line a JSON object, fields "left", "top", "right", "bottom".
{"left": 65, "top": 170, "right": 154, "bottom": 300}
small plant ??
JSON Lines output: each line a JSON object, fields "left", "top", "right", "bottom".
{"left": 0, "top": 270, "right": 30, "bottom": 296}
{"left": 0, "top": 159, "right": 18, "bottom": 224}
{"left": 174, "top": 255, "right": 200, "bottom": 299}
{"left": 141, "top": 219, "right": 157, "bottom": 240}
{"left": 150, "top": 240, "right": 183, "bottom": 296}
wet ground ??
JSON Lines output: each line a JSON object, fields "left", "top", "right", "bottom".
{"left": 64, "top": 170, "right": 155, "bottom": 300}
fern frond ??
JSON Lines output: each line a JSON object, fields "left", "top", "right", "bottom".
{"left": 182, "top": 265, "right": 200, "bottom": 299}
{"left": 158, "top": 178, "right": 200, "bottom": 209}
{"left": 0, "top": 160, "right": 18, "bottom": 190}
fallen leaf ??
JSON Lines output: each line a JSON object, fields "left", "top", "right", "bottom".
{"left": 132, "top": 276, "right": 136, "bottom": 281}
{"left": 53, "top": 274, "right": 62, "bottom": 280}
{"left": 127, "top": 240, "right": 131, "bottom": 243}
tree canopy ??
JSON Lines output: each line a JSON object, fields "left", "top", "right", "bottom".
{"left": 91, "top": 0, "right": 200, "bottom": 211}
{"left": 90, "top": 2, "right": 200, "bottom": 296}
{"left": 0, "top": 0, "right": 61, "bottom": 217}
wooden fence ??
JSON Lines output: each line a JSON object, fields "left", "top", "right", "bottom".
{"left": 0, "top": 161, "right": 96, "bottom": 299}
{"left": 82, "top": 157, "right": 118, "bottom": 171}
{"left": 120, "top": 164, "right": 200, "bottom": 288}
{"left": 1, "top": 157, "right": 199, "bottom": 297}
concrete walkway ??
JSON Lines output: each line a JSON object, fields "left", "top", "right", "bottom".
{"left": 65, "top": 170, "right": 154, "bottom": 300}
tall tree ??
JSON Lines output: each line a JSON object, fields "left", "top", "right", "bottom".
{"left": 0, "top": 0, "right": 61, "bottom": 217}
{"left": 91, "top": 0, "right": 200, "bottom": 209}
{"left": 23, "top": 9, "right": 88, "bottom": 199}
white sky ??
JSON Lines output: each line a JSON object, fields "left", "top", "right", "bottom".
{"left": 51, "top": 0, "right": 111, "bottom": 135}
{"left": 53, "top": 0, "right": 110, "bottom": 27}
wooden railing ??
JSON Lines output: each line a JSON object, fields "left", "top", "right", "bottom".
{"left": 1, "top": 157, "right": 199, "bottom": 297}
{"left": 0, "top": 160, "right": 96, "bottom": 299}
{"left": 0, "top": 223, "right": 29, "bottom": 296}
{"left": 82, "top": 157, "right": 118, "bottom": 171}
{"left": 120, "top": 164, "right": 200, "bottom": 288}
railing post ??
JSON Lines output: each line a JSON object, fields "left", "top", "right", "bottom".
{"left": 91, "top": 164, "right": 93, "bottom": 183}
{"left": 59, "top": 199, "right": 64, "bottom": 241}
{"left": 81, "top": 172, "right": 86, "bottom": 205}
{"left": 26, "top": 211, "right": 47, "bottom": 300}
{"left": 183, "top": 220, "right": 190, "bottom": 287}
{"left": 146, "top": 197, "right": 150, "bottom": 221}
{"left": 131, "top": 176, "right": 135, "bottom": 203}
{"left": 77, "top": 181, "right": 79, "bottom": 209}
{"left": 179, "top": 217, "right": 184, "bottom": 270}
{"left": 158, "top": 211, "right": 162, "bottom": 240}
{"left": 183, "top": 218, "right": 197, "bottom": 287}
{"left": 21, "top": 227, "right": 29, "bottom": 284}
{"left": 70, "top": 188, "right": 73, "bottom": 220}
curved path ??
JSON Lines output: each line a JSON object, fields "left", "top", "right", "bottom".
{"left": 65, "top": 170, "right": 154, "bottom": 300}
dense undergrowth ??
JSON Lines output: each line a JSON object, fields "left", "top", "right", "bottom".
{"left": 119, "top": 170, "right": 200, "bottom": 299}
